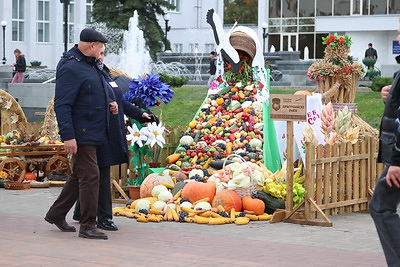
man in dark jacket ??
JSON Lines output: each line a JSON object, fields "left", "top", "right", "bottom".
{"left": 369, "top": 26, "right": 400, "bottom": 266}
{"left": 365, "top": 43, "right": 378, "bottom": 59}
{"left": 45, "top": 28, "right": 117, "bottom": 240}
{"left": 72, "top": 48, "right": 153, "bottom": 231}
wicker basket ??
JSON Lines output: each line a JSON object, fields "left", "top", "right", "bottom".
{"left": 30, "top": 180, "right": 51, "bottom": 188}
{"left": 223, "top": 154, "right": 258, "bottom": 198}
{"left": 229, "top": 31, "right": 256, "bottom": 59}
{"left": 4, "top": 181, "right": 31, "bottom": 190}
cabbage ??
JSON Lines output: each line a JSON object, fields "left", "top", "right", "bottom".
{"left": 151, "top": 185, "right": 168, "bottom": 198}
{"left": 135, "top": 199, "right": 151, "bottom": 212}
{"left": 158, "top": 190, "right": 173, "bottom": 202}
{"left": 249, "top": 138, "right": 263, "bottom": 148}
{"left": 189, "top": 169, "right": 204, "bottom": 179}
{"left": 194, "top": 201, "right": 212, "bottom": 211}
{"left": 252, "top": 101, "right": 263, "bottom": 111}
{"left": 180, "top": 135, "right": 194, "bottom": 146}
{"left": 153, "top": 200, "right": 167, "bottom": 211}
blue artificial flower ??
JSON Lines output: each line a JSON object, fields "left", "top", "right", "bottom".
{"left": 123, "top": 73, "right": 174, "bottom": 108}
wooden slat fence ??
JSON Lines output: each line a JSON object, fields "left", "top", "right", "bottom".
{"left": 304, "top": 137, "right": 384, "bottom": 220}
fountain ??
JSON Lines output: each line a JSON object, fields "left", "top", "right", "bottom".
{"left": 105, "top": 11, "right": 152, "bottom": 78}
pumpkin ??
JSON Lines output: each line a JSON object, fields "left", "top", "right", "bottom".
{"left": 242, "top": 196, "right": 265, "bottom": 215}
{"left": 24, "top": 172, "right": 36, "bottom": 181}
{"left": 212, "top": 189, "right": 242, "bottom": 212}
{"left": 140, "top": 170, "right": 174, "bottom": 198}
{"left": 171, "top": 172, "right": 188, "bottom": 182}
{"left": 181, "top": 180, "right": 216, "bottom": 203}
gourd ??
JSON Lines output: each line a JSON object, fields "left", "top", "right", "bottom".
{"left": 179, "top": 135, "right": 194, "bottom": 146}
{"left": 171, "top": 172, "right": 188, "bottom": 182}
{"left": 254, "top": 190, "right": 285, "bottom": 214}
{"left": 130, "top": 197, "right": 158, "bottom": 210}
{"left": 151, "top": 185, "right": 168, "bottom": 198}
{"left": 188, "top": 169, "right": 204, "bottom": 179}
{"left": 172, "top": 181, "right": 186, "bottom": 196}
{"left": 247, "top": 152, "right": 259, "bottom": 161}
{"left": 181, "top": 180, "right": 216, "bottom": 203}
{"left": 140, "top": 170, "right": 174, "bottom": 198}
{"left": 166, "top": 154, "right": 181, "bottom": 164}
{"left": 194, "top": 201, "right": 212, "bottom": 211}
{"left": 158, "top": 190, "right": 173, "bottom": 202}
{"left": 135, "top": 199, "right": 152, "bottom": 212}
{"left": 180, "top": 201, "right": 193, "bottom": 209}
{"left": 24, "top": 172, "right": 37, "bottom": 181}
{"left": 152, "top": 200, "right": 166, "bottom": 211}
{"left": 242, "top": 196, "right": 265, "bottom": 215}
{"left": 212, "top": 189, "right": 242, "bottom": 212}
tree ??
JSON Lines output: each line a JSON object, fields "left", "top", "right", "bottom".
{"left": 224, "top": 0, "right": 258, "bottom": 25}
{"left": 92, "top": 0, "right": 174, "bottom": 60}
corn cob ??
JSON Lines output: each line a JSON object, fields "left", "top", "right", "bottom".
{"left": 192, "top": 197, "right": 210, "bottom": 205}
{"left": 125, "top": 211, "right": 135, "bottom": 218}
{"left": 136, "top": 216, "right": 148, "bottom": 223}
{"left": 162, "top": 181, "right": 175, "bottom": 189}
{"left": 173, "top": 189, "right": 182, "bottom": 200}
{"left": 149, "top": 209, "right": 163, "bottom": 215}
{"left": 171, "top": 208, "right": 180, "bottom": 222}
{"left": 257, "top": 213, "right": 273, "bottom": 221}
{"left": 211, "top": 212, "right": 223, "bottom": 218}
{"left": 245, "top": 214, "right": 259, "bottom": 221}
{"left": 208, "top": 218, "right": 228, "bottom": 225}
{"left": 230, "top": 208, "right": 236, "bottom": 221}
{"left": 181, "top": 206, "right": 196, "bottom": 213}
{"left": 193, "top": 215, "right": 210, "bottom": 224}
{"left": 200, "top": 211, "right": 213, "bottom": 217}
{"left": 217, "top": 205, "right": 225, "bottom": 212}
{"left": 235, "top": 217, "right": 250, "bottom": 225}
{"left": 147, "top": 214, "right": 162, "bottom": 222}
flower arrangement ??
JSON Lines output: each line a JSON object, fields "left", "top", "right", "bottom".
{"left": 123, "top": 73, "right": 174, "bottom": 109}
{"left": 322, "top": 33, "right": 352, "bottom": 48}
{"left": 126, "top": 121, "right": 166, "bottom": 186}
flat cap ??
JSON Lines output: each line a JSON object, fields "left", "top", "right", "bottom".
{"left": 368, "top": 43, "right": 373, "bottom": 46}
{"left": 80, "top": 28, "right": 108, "bottom": 43}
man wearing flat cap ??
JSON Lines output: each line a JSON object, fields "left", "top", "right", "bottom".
{"left": 45, "top": 28, "right": 117, "bottom": 240}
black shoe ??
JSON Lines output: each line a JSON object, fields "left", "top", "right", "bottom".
{"left": 97, "top": 220, "right": 118, "bottom": 231}
{"left": 45, "top": 215, "right": 76, "bottom": 232}
{"left": 72, "top": 214, "right": 81, "bottom": 221}
{"left": 79, "top": 228, "right": 108, "bottom": 240}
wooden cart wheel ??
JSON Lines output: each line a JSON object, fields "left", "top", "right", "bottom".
{"left": 46, "top": 156, "right": 71, "bottom": 175}
{"left": 0, "top": 158, "right": 26, "bottom": 182}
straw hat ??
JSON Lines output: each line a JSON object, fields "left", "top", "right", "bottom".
{"left": 229, "top": 31, "right": 256, "bottom": 59}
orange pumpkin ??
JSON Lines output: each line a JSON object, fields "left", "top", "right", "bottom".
{"left": 171, "top": 172, "right": 188, "bottom": 182}
{"left": 242, "top": 196, "right": 265, "bottom": 215}
{"left": 181, "top": 180, "right": 216, "bottom": 203}
{"left": 212, "top": 189, "right": 242, "bottom": 212}
{"left": 140, "top": 171, "right": 174, "bottom": 198}
{"left": 24, "top": 172, "right": 36, "bottom": 181}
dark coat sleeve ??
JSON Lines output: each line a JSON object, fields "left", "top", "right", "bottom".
{"left": 123, "top": 99, "right": 144, "bottom": 121}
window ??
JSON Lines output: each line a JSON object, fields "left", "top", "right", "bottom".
{"left": 334, "top": 0, "right": 350, "bottom": 16}
{"left": 316, "top": 0, "right": 332, "bottom": 16}
{"left": 86, "top": 0, "right": 93, "bottom": 23}
{"left": 68, "top": 1, "right": 75, "bottom": 44}
{"left": 389, "top": 0, "right": 400, "bottom": 14}
{"left": 205, "top": 43, "right": 215, "bottom": 53}
{"left": 269, "top": 0, "right": 281, "bottom": 18}
{"left": 370, "top": 0, "right": 387, "bottom": 14}
{"left": 299, "top": 0, "right": 315, "bottom": 17}
{"left": 12, "top": 0, "right": 25, "bottom": 42}
{"left": 282, "top": 0, "right": 298, "bottom": 18}
{"left": 37, "top": 0, "right": 50, "bottom": 43}
{"left": 173, "top": 43, "right": 183, "bottom": 53}
{"left": 189, "top": 43, "right": 199, "bottom": 53}
{"left": 167, "top": 0, "right": 180, "bottom": 12}
{"left": 351, "top": 0, "right": 361, "bottom": 15}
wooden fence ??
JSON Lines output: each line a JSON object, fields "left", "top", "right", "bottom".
{"left": 285, "top": 136, "right": 384, "bottom": 226}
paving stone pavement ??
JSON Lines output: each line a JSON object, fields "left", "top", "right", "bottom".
{"left": 0, "top": 187, "right": 387, "bottom": 267}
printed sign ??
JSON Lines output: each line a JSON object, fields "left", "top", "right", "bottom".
{"left": 393, "top": 41, "right": 400, "bottom": 54}
{"left": 270, "top": 94, "right": 306, "bottom": 121}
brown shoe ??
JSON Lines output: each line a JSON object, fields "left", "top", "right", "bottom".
{"left": 45, "top": 215, "right": 76, "bottom": 232}
{"left": 79, "top": 228, "right": 108, "bottom": 240}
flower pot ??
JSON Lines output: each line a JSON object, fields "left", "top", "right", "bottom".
{"left": 128, "top": 185, "right": 141, "bottom": 200}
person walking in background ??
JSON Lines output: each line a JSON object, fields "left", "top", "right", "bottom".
{"left": 45, "top": 28, "right": 117, "bottom": 240}
{"left": 207, "top": 51, "right": 217, "bottom": 85}
{"left": 72, "top": 47, "right": 154, "bottom": 231}
{"left": 365, "top": 43, "right": 378, "bottom": 59}
{"left": 369, "top": 24, "right": 400, "bottom": 266}
{"left": 11, "top": 49, "right": 26, "bottom": 83}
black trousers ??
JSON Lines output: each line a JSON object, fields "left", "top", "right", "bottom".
{"left": 46, "top": 145, "right": 99, "bottom": 230}
{"left": 370, "top": 166, "right": 400, "bottom": 267}
{"left": 73, "top": 165, "right": 112, "bottom": 223}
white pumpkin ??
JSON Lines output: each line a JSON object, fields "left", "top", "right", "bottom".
{"left": 158, "top": 190, "right": 173, "bottom": 202}
{"left": 151, "top": 185, "right": 168, "bottom": 198}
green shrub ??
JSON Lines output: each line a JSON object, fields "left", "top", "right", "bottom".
{"left": 159, "top": 73, "right": 189, "bottom": 87}
{"left": 30, "top": 60, "right": 42, "bottom": 66}
{"left": 365, "top": 76, "right": 393, "bottom": 92}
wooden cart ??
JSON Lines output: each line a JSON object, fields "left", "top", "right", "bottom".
{"left": 0, "top": 144, "right": 71, "bottom": 182}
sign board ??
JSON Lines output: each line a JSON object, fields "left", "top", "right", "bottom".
{"left": 393, "top": 41, "right": 400, "bottom": 54}
{"left": 270, "top": 94, "right": 306, "bottom": 121}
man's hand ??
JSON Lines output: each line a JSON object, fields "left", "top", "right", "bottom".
{"left": 386, "top": 165, "right": 400, "bottom": 188}
{"left": 109, "top": 101, "right": 118, "bottom": 114}
{"left": 64, "top": 139, "right": 77, "bottom": 154}
{"left": 381, "top": 85, "right": 391, "bottom": 102}
{"left": 141, "top": 112, "right": 152, "bottom": 120}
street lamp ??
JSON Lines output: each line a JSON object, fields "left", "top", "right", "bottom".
{"left": 1, "top": 20, "right": 7, "bottom": 64}
{"left": 261, "top": 22, "right": 268, "bottom": 54}
{"left": 163, "top": 13, "right": 171, "bottom": 51}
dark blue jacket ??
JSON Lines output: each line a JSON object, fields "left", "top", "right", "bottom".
{"left": 54, "top": 45, "right": 110, "bottom": 145}
{"left": 96, "top": 66, "right": 147, "bottom": 167}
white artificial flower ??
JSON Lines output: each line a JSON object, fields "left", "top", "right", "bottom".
{"left": 144, "top": 122, "right": 165, "bottom": 148}
{"left": 126, "top": 124, "right": 147, "bottom": 147}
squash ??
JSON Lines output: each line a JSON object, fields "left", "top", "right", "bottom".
{"left": 212, "top": 189, "right": 242, "bottom": 212}
{"left": 172, "top": 181, "right": 186, "bottom": 196}
{"left": 24, "top": 172, "right": 37, "bottom": 181}
{"left": 130, "top": 197, "right": 158, "bottom": 209}
{"left": 140, "top": 170, "right": 174, "bottom": 198}
{"left": 171, "top": 172, "right": 188, "bottom": 182}
{"left": 181, "top": 180, "right": 216, "bottom": 203}
{"left": 166, "top": 154, "right": 181, "bottom": 164}
{"left": 242, "top": 195, "right": 265, "bottom": 215}
{"left": 254, "top": 190, "right": 285, "bottom": 214}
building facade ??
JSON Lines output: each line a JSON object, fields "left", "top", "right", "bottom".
{"left": 0, "top": 0, "right": 399, "bottom": 70}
